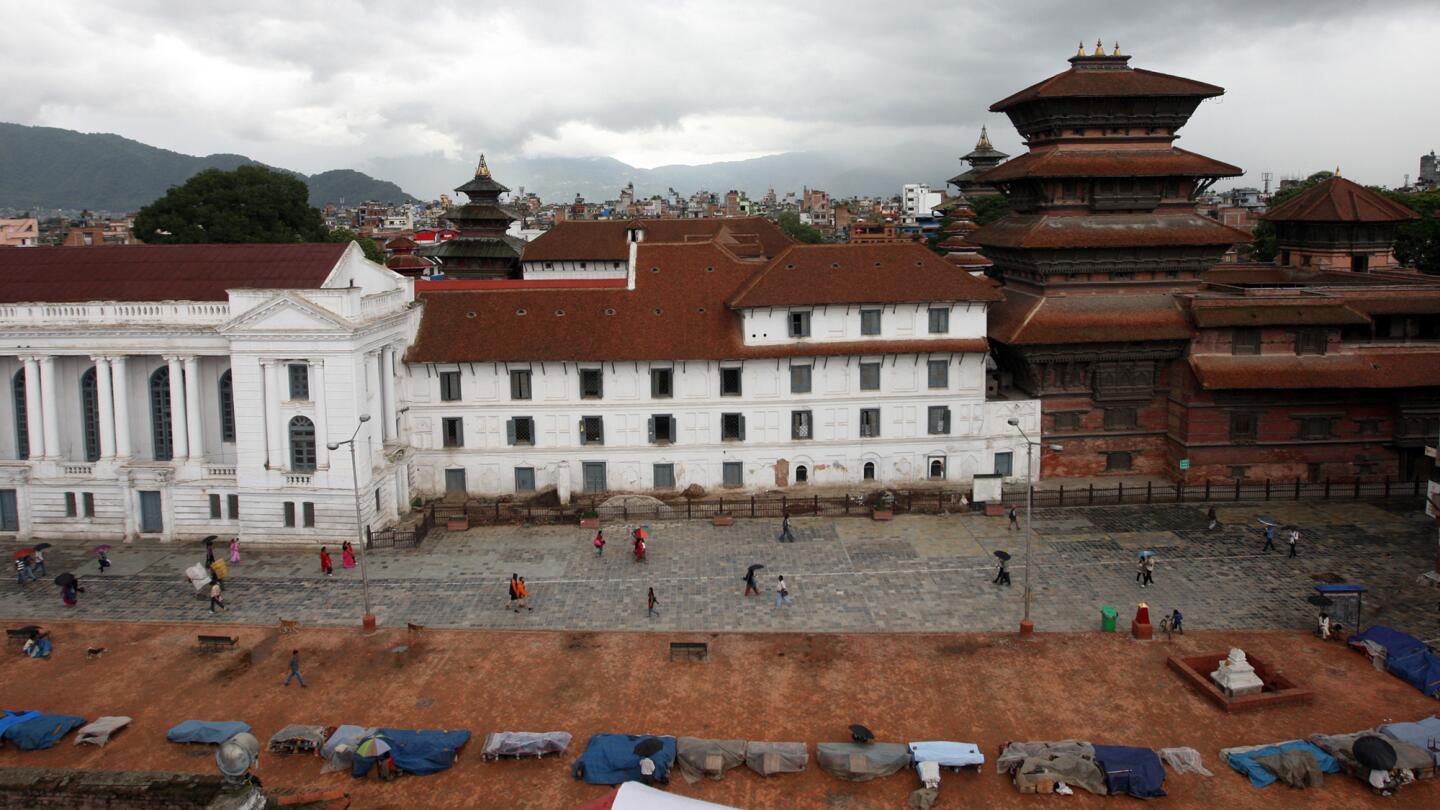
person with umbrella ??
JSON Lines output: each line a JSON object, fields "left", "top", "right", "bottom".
{"left": 56, "top": 572, "right": 82, "bottom": 607}
{"left": 1354, "top": 735, "right": 1400, "bottom": 796}
{"left": 15, "top": 550, "right": 36, "bottom": 585}
{"left": 1260, "top": 518, "right": 1277, "bottom": 552}
{"left": 358, "top": 735, "right": 395, "bottom": 781}
{"left": 95, "top": 545, "right": 112, "bottom": 573}
{"left": 993, "top": 551, "right": 1012, "bottom": 586}
{"left": 633, "top": 737, "right": 665, "bottom": 785}
{"left": 1137, "top": 551, "right": 1156, "bottom": 588}
{"left": 30, "top": 544, "right": 50, "bottom": 577}
{"left": 743, "top": 564, "right": 763, "bottom": 596}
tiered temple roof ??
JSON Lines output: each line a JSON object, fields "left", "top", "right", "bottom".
{"left": 425, "top": 154, "right": 525, "bottom": 279}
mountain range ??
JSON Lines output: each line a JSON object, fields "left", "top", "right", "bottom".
{"left": 0, "top": 123, "right": 417, "bottom": 212}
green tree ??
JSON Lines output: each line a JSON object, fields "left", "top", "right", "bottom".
{"left": 970, "top": 194, "right": 1011, "bottom": 225}
{"left": 133, "top": 165, "right": 326, "bottom": 244}
{"left": 1382, "top": 189, "right": 1440, "bottom": 275}
{"left": 1249, "top": 171, "right": 1333, "bottom": 262}
{"left": 776, "top": 211, "right": 824, "bottom": 244}
{"left": 327, "top": 226, "right": 385, "bottom": 263}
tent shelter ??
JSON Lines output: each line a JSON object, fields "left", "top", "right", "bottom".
{"left": 2, "top": 713, "right": 86, "bottom": 750}
{"left": 267, "top": 725, "right": 329, "bottom": 755}
{"left": 573, "top": 781, "right": 740, "bottom": 809}
{"left": 1376, "top": 717, "right": 1440, "bottom": 770}
{"left": 1311, "top": 731, "right": 1435, "bottom": 779}
{"left": 166, "top": 720, "right": 250, "bottom": 745}
{"left": 743, "top": 741, "right": 808, "bottom": 776}
{"left": 1349, "top": 626, "right": 1440, "bottom": 698}
{"left": 321, "top": 725, "right": 376, "bottom": 773}
{"left": 908, "top": 741, "right": 984, "bottom": 771}
{"left": 996, "top": 740, "right": 1095, "bottom": 773}
{"left": 1093, "top": 745, "right": 1167, "bottom": 798}
{"left": 1222, "top": 741, "right": 1339, "bottom": 789}
{"left": 74, "top": 716, "right": 131, "bottom": 747}
{"left": 482, "top": 731, "right": 573, "bottom": 760}
{"left": 374, "top": 728, "right": 471, "bottom": 776}
{"left": 1013, "top": 753, "right": 1108, "bottom": 795}
{"left": 816, "top": 742, "right": 911, "bottom": 782}
{"left": 572, "top": 734, "right": 678, "bottom": 786}
{"left": 675, "top": 738, "right": 746, "bottom": 784}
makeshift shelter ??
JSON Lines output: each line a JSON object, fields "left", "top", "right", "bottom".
{"left": 908, "top": 741, "right": 984, "bottom": 771}
{"left": 166, "top": 720, "right": 250, "bottom": 746}
{"left": 573, "top": 781, "right": 740, "bottom": 809}
{"left": 572, "top": 735, "right": 678, "bottom": 786}
{"left": 1349, "top": 626, "right": 1440, "bottom": 697}
{"left": 482, "top": 731, "right": 573, "bottom": 760}
{"left": 744, "top": 741, "right": 808, "bottom": 776}
{"left": 267, "top": 725, "right": 329, "bottom": 755}
{"left": 0, "top": 711, "right": 41, "bottom": 743}
{"left": 675, "top": 738, "right": 746, "bottom": 784}
{"left": 321, "top": 725, "right": 376, "bottom": 774}
{"left": 1311, "top": 731, "right": 1435, "bottom": 779}
{"left": 1013, "top": 753, "right": 1108, "bottom": 796}
{"left": 996, "top": 740, "right": 1095, "bottom": 773}
{"left": 1221, "top": 741, "right": 1339, "bottom": 789}
{"left": 816, "top": 742, "right": 911, "bottom": 782}
{"left": 1376, "top": 717, "right": 1440, "bottom": 770}
{"left": 371, "top": 728, "right": 471, "bottom": 776}
{"left": 1093, "top": 745, "right": 1167, "bottom": 799}
{"left": 74, "top": 716, "right": 131, "bottom": 747}
{"left": 2, "top": 713, "right": 86, "bottom": 750}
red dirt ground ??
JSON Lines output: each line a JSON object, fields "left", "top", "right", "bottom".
{"left": 0, "top": 621, "right": 1435, "bottom": 809}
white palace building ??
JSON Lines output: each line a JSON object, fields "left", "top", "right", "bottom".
{"left": 0, "top": 220, "right": 1039, "bottom": 544}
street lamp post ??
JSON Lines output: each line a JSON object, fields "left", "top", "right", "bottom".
{"left": 328, "top": 414, "right": 375, "bottom": 630}
{"left": 1008, "top": 416, "right": 1062, "bottom": 638}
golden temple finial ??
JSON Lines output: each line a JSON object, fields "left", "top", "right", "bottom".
{"left": 1113, "top": 41, "right": 1121, "bottom": 56}
{"left": 976, "top": 126, "right": 993, "bottom": 150}
{"left": 1077, "top": 41, "right": 1085, "bottom": 56}
{"left": 1334, "top": 166, "right": 1341, "bottom": 178}
{"left": 1093, "top": 38, "right": 1104, "bottom": 56}
{"left": 476, "top": 153, "right": 491, "bottom": 178}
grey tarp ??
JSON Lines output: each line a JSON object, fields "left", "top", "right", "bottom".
{"left": 676, "top": 737, "right": 747, "bottom": 784}
{"left": 1251, "top": 749, "right": 1325, "bottom": 788}
{"left": 997, "top": 740, "right": 1095, "bottom": 774}
{"left": 267, "top": 725, "right": 328, "bottom": 755}
{"left": 816, "top": 742, "right": 911, "bottom": 782}
{"left": 73, "top": 716, "right": 131, "bottom": 747}
{"left": 1014, "top": 754, "right": 1108, "bottom": 796}
{"left": 745, "top": 741, "right": 808, "bottom": 776}
{"left": 481, "top": 731, "right": 572, "bottom": 760}
{"left": 321, "top": 725, "right": 376, "bottom": 773}
{"left": 1159, "top": 746, "right": 1214, "bottom": 777}
{"left": 1310, "top": 732, "right": 1435, "bottom": 778}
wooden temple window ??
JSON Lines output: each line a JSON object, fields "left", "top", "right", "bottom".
{"left": 1103, "top": 407, "right": 1137, "bottom": 431}
{"left": 1295, "top": 329, "right": 1328, "bottom": 356}
{"left": 1231, "top": 328, "right": 1261, "bottom": 355}
{"left": 1052, "top": 412, "right": 1081, "bottom": 431}
{"left": 1227, "top": 465, "right": 1250, "bottom": 480}
{"left": 1103, "top": 451, "right": 1133, "bottom": 472}
{"left": 1295, "top": 416, "right": 1337, "bottom": 441}
{"left": 1354, "top": 418, "right": 1383, "bottom": 436}
{"left": 1229, "top": 412, "right": 1258, "bottom": 444}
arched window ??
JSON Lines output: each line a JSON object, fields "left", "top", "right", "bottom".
{"left": 289, "top": 415, "right": 316, "bottom": 472}
{"left": 863, "top": 461, "right": 876, "bottom": 481}
{"left": 149, "top": 366, "right": 173, "bottom": 461}
{"left": 930, "top": 458, "right": 945, "bottom": 480}
{"left": 218, "top": 370, "right": 235, "bottom": 443}
{"left": 11, "top": 371, "right": 28, "bottom": 460}
{"left": 80, "top": 367, "right": 100, "bottom": 462}
{"left": 795, "top": 465, "right": 808, "bottom": 483}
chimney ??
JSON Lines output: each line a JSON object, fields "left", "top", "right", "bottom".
{"left": 626, "top": 225, "right": 645, "bottom": 291}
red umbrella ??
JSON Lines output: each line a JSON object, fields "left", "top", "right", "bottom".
{"left": 13, "top": 548, "right": 33, "bottom": 560}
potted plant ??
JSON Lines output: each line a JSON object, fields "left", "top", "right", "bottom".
{"left": 872, "top": 492, "right": 895, "bottom": 521}
{"left": 579, "top": 508, "right": 601, "bottom": 529}
{"left": 711, "top": 511, "right": 735, "bottom": 527}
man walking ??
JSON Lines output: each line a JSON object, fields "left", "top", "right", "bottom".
{"left": 743, "top": 567, "right": 760, "bottom": 596}
{"left": 1206, "top": 506, "right": 1219, "bottom": 532}
{"left": 284, "top": 649, "right": 306, "bottom": 688}
{"left": 647, "top": 587, "right": 659, "bottom": 618}
{"left": 1008, "top": 507, "right": 1020, "bottom": 531}
{"left": 775, "top": 575, "right": 794, "bottom": 608}
{"left": 1288, "top": 527, "right": 1300, "bottom": 558}
{"left": 1141, "top": 556, "right": 1155, "bottom": 588}
{"left": 994, "top": 559, "right": 1011, "bottom": 587}
{"left": 593, "top": 530, "right": 605, "bottom": 557}
{"left": 778, "top": 512, "right": 795, "bottom": 543}
{"left": 1262, "top": 524, "right": 1276, "bottom": 553}
{"left": 15, "top": 555, "right": 35, "bottom": 585}
{"left": 30, "top": 548, "right": 47, "bottom": 578}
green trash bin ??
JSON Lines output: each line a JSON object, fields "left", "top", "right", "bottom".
{"left": 1101, "top": 605, "right": 1118, "bottom": 633}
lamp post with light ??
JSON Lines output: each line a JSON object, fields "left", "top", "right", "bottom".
{"left": 328, "top": 414, "right": 376, "bottom": 630}
{"left": 1007, "top": 416, "right": 1062, "bottom": 637}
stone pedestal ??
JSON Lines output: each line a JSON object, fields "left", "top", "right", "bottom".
{"left": 1210, "top": 648, "right": 1264, "bottom": 697}
{"left": 1019, "top": 619, "right": 1035, "bottom": 638}
{"left": 1131, "top": 602, "right": 1152, "bottom": 640}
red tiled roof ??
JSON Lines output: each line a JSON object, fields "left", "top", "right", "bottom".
{"left": 1190, "top": 349, "right": 1440, "bottom": 389}
{"left": 0, "top": 243, "right": 345, "bottom": 303}
{"left": 1187, "top": 298, "right": 1369, "bottom": 328}
{"left": 520, "top": 217, "right": 793, "bottom": 263}
{"left": 1261, "top": 176, "right": 1420, "bottom": 223}
{"left": 991, "top": 62, "right": 1223, "bottom": 111}
{"left": 972, "top": 212, "right": 1250, "bottom": 250}
{"left": 385, "top": 237, "right": 418, "bottom": 250}
{"left": 988, "top": 291, "right": 1192, "bottom": 345}
{"left": 408, "top": 241, "right": 990, "bottom": 363}
{"left": 416, "top": 278, "right": 627, "bottom": 291}
{"left": 385, "top": 254, "right": 434, "bottom": 270}
{"left": 979, "top": 147, "right": 1242, "bottom": 182}
{"left": 937, "top": 236, "right": 979, "bottom": 250}
{"left": 726, "top": 243, "right": 1001, "bottom": 308}
{"left": 943, "top": 253, "right": 993, "bottom": 267}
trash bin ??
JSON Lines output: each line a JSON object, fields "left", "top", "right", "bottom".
{"left": 1101, "top": 605, "right": 1118, "bottom": 633}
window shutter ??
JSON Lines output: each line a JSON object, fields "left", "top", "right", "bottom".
{"left": 648, "top": 417, "right": 656, "bottom": 443}
{"left": 943, "top": 408, "right": 951, "bottom": 434}
{"left": 738, "top": 414, "right": 746, "bottom": 441}
{"left": 506, "top": 418, "right": 516, "bottom": 446}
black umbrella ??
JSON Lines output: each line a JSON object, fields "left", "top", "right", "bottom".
{"left": 633, "top": 737, "right": 664, "bottom": 758}
{"left": 33, "top": 543, "right": 52, "bottom": 551}
{"left": 53, "top": 572, "right": 76, "bottom": 587}
{"left": 1354, "top": 735, "right": 1398, "bottom": 771}
{"left": 993, "top": 550, "right": 1012, "bottom": 561}
{"left": 849, "top": 724, "right": 875, "bottom": 743}
{"left": 1307, "top": 594, "right": 1333, "bottom": 607}
{"left": 747, "top": 564, "right": 766, "bottom": 573}
{"left": 203, "top": 535, "right": 218, "bottom": 544}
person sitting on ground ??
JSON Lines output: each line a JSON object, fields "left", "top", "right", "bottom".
{"left": 22, "top": 629, "right": 52, "bottom": 659}
{"left": 1318, "top": 612, "right": 1332, "bottom": 640}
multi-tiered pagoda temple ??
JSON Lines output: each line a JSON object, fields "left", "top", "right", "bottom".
{"left": 975, "top": 43, "right": 1250, "bottom": 477}
{"left": 948, "top": 126, "right": 1009, "bottom": 198}
{"left": 427, "top": 155, "right": 523, "bottom": 279}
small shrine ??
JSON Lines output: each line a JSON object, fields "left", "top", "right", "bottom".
{"left": 1209, "top": 648, "right": 1264, "bottom": 697}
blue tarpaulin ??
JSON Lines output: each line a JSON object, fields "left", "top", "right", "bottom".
{"left": 1349, "top": 625, "right": 1440, "bottom": 697}
{"left": 1225, "top": 741, "right": 1338, "bottom": 788}
{"left": 166, "top": 720, "right": 250, "bottom": 745}
{"left": 1092, "top": 745, "right": 1166, "bottom": 799}
{"left": 571, "top": 734, "right": 678, "bottom": 785}
{"left": 1378, "top": 717, "right": 1440, "bottom": 768}
{"left": 2, "top": 713, "right": 86, "bottom": 750}
{"left": 0, "top": 711, "right": 41, "bottom": 740}
{"left": 376, "top": 728, "right": 471, "bottom": 776}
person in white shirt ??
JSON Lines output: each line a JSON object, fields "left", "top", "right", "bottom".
{"left": 775, "top": 575, "right": 794, "bottom": 608}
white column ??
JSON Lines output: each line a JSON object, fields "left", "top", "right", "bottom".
{"left": 21, "top": 357, "right": 44, "bottom": 459}
{"left": 183, "top": 355, "right": 204, "bottom": 460}
{"left": 380, "top": 346, "right": 397, "bottom": 441}
{"left": 263, "top": 361, "right": 281, "bottom": 468}
{"left": 111, "top": 356, "right": 132, "bottom": 458}
{"left": 92, "top": 356, "right": 116, "bottom": 459}
{"left": 312, "top": 361, "right": 329, "bottom": 468}
{"left": 165, "top": 356, "right": 189, "bottom": 460}
{"left": 38, "top": 355, "right": 59, "bottom": 460}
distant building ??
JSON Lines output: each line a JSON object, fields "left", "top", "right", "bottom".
{"left": 1262, "top": 174, "right": 1420, "bottom": 273}
{"left": 1420, "top": 150, "right": 1438, "bottom": 190}
{"left": 900, "top": 184, "right": 943, "bottom": 226}
{"left": 0, "top": 218, "right": 39, "bottom": 248}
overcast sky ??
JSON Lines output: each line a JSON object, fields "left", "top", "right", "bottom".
{"left": 4, "top": 0, "right": 1436, "bottom": 195}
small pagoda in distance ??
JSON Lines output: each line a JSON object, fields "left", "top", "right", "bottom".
{"left": 426, "top": 154, "right": 523, "bottom": 279}
{"left": 949, "top": 126, "right": 1009, "bottom": 197}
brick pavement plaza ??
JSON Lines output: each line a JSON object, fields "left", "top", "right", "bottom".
{"left": 3, "top": 500, "right": 1437, "bottom": 637}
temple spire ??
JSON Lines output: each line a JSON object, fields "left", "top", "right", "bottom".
{"left": 1093, "top": 38, "right": 1105, "bottom": 56}
{"left": 976, "top": 126, "right": 993, "bottom": 151}
{"left": 1112, "top": 41, "right": 1121, "bottom": 56}
{"left": 476, "top": 153, "right": 491, "bottom": 178}
{"left": 1077, "top": 41, "right": 1085, "bottom": 57}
